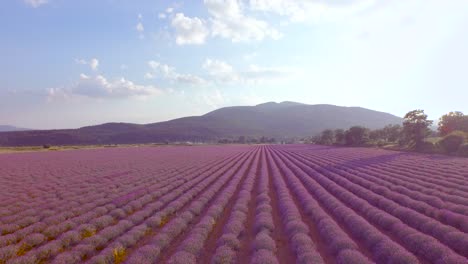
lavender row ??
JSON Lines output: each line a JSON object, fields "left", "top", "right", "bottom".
{"left": 250, "top": 148, "right": 279, "bottom": 264}
{"left": 331, "top": 152, "right": 468, "bottom": 200}
{"left": 286, "top": 150, "right": 468, "bottom": 258}
{"left": 2, "top": 149, "right": 250, "bottom": 263}
{"left": 316, "top": 151, "right": 468, "bottom": 214}
{"left": 164, "top": 148, "right": 260, "bottom": 264}
{"left": 303, "top": 150, "right": 468, "bottom": 197}
{"left": 0, "top": 146, "right": 242, "bottom": 214}
{"left": 0, "top": 151, "right": 217, "bottom": 225}
{"left": 85, "top": 149, "right": 258, "bottom": 264}
{"left": 0, "top": 156, "right": 195, "bottom": 225}
{"left": 47, "top": 149, "right": 252, "bottom": 264}
{"left": 271, "top": 148, "right": 420, "bottom": 263}
{"left": 267, "top": 147, "right": 372, "bottom": 264}
{"left": 293, "top": 151, "right": 468, "bottom": 232}
{"left": 277, "top": 148, "right": 467, "bottom": 263}
{"left": 265, "top": 149, "right": 324, "bottom": 263}
{"left": 0, "top": 151, "right": 236, "bottom": 251}
{"left": 210, "top": 151, "right": 260, "bottom": 263}
{"left": 125, "top": 149, "right": 256, "bottom": 263}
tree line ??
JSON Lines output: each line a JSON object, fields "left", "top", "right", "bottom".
{"left": 312, "top": 110, "right": 468, "bottom": 157}
{"left": 218, "top": 136, "right": 277, "bottom": 144}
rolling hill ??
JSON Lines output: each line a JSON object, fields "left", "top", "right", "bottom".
{"left": 0, "top": 125, "right": 30, "bottom": 132}
{"left": 0, "top": 102, "right": 403, "bottom": 146}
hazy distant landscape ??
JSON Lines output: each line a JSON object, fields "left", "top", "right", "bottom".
{"left": 0, "top": 125, "right": 30, "bottom": 132}
{"left": 0, "top": 102, "right": 403, "bottom": 146}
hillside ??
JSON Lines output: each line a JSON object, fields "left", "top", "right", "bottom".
{"left": 0, "top": 102, "right": 402, "bottom": 146}
{"left": 0, "top": 125, "right": 30, "bottom": 132}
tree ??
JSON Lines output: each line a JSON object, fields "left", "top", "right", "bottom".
{"left": 311, "top": 135, "right": 321, "bottom": 144}
{"left": 382, "top": 124, "right": 402, "bottom": 142}
{"left": 334, "top": 129, "right": 346, "bottom": 145}
{"left": 249, "top": 138, "right": 259, "bottom": 144}
{"left": 237, "top": 136, "right": 246, "bottom": 144}
{"left": 345, "top": 126, "right": 369, "bottom": 146}
{"left": 438, "top": 111, "right": 468, "bottom": 136}
{"left": 403, "top": 110, "right": 433, "bottom": 149}
{"left": 438, "top": 131, "right": 466, "bottom": 153}
{"left": 320, "top": 129, "right": 335, "bottom": 145}
{"left": 369, "top": 129, "right": 385, "bottom": 142}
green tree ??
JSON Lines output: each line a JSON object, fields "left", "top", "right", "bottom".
{"left": 438, "top": 111, "right": 468, "bottom": 136}
{"left": 345, "top": 126, "right": 369, "bottom": 146}
{"left": 334, "top": 129, "right": 346, "bottom": 145}
{"left": 382, "top": 124, "right": 403, "bottom": 142}
{"left": 403, "top": 110, "right": 433, "bottom": 149}
{"left": 438, "top": 131, "right": 466, "bottom": 153}
{"left": 369, "top": 129, "right": 385, "bottom": 142}
{"left": 320, "top": 129, "right": 335, "bottom": 145}
{"left": 311, "top": 135, "right": 321, "bottom": 144}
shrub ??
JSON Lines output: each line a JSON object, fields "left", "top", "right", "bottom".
{"left": 336, "top": 250, "right": 371, "bottom": 264}
{"left": 168, "top": 251, "right": 196, "bottom": 264}
{"left": 415, "top": 141, "right": 436, "bottom": 153}
{"left": 252, "top": 232, "right": 276, "bottom": 252}
{"left": 211, "top": 245, "right": 236, "bottom": 264}
{"left": 23, "top": 233, "right": 46, "bottom": 247}
{"left": 250, "top": 249, "right": 279, "bottom": 264}
{"left": 457, "top": 143, "right": 468, "bottom": 157}
{"left": 217, "top": 234, "right": 241, "bottom": 250}
{"left": 438, "top": 131, "right": 465, "bottom": 153}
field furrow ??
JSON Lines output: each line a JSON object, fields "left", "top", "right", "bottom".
{"left": 1, "top": 144, "right": 467, "bottom": 264}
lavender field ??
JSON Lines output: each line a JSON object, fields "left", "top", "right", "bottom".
{"left": 1, "top": 145, "right": 468, "bottom": 264}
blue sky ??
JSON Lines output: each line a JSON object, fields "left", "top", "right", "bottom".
{"left": 1, "top": 0, "right": 468, "bottom": 129}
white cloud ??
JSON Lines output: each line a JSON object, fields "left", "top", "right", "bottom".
{"left": 146, "top": 60, "right": 207, "bottom": 85}
{"left": 136, "top": 22, "right": 145, "bottom": 39}
{"left": 75, "top": 58, "right": 99, "bottom": 71}
{"left": 203, "top": 59, "right": 239, "bottom": 82}
{"left": 172, "top": 0, "right": 282, "bottom": 45}
{"left": 49, "top": 74, "right": 162, "bottom": 100}
{"left": 144, "top": 72, "right": 155, "bottom": 79}
{"left": 205, "top": 0, "right": 282, "bottom": 42}
{"left": 243, "top": 52, "right": 258, "bottom": 61}
{"left": 136, "top": 22, "right": 144, "bottom": 32}
{"left": 166, "top": 7, "right": 174, "bottom": 13}
{"left": 136, "top": 15, "right": 145, "bottom": 39}
{"left": 242, "top": 64, "right": 291, "bottom": 81}
{"left": 202, "top": 58, "right": 292, "bottom": 84}
{"left": 171, "top": 13, "right": 209, "bottom": 45}
{"left": 200, "top": 89, "right": 226, "bottom": 108}
{"left": 158, "top": 13, "right": 167, "bottom": 19}
{"left": 169, "top": 0, "right": 281, "bottom": 44}
{"left": 74, "top": 58, "right": 87, "bottom": 65}
{"left": 89, "top": 58, "right": 99, "bottom": 71}
{"left": 24, "top": 0, "right": 48, "bottom": 8}
{"left": 249, "top": 0, "right": 377, "bottom": 23}
{"left": 79, "top": 73, "right": 89, "bottom": 79}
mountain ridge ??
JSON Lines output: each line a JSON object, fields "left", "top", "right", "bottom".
{"left": 0, "top": 102, "right": 403, "bottom": 146}
{"left": 0, "top": 125, "right": 31, "bottom": 132}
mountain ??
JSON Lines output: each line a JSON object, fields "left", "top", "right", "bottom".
{"left": 0, "top": 102, "right": 402, "bottom": 146}
{"left": 0, "top": 125, "right": 30, "bottom": 132}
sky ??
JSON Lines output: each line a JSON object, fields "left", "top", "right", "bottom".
{"left": 1, "top": 0, "right": 468, "bottom": 129}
